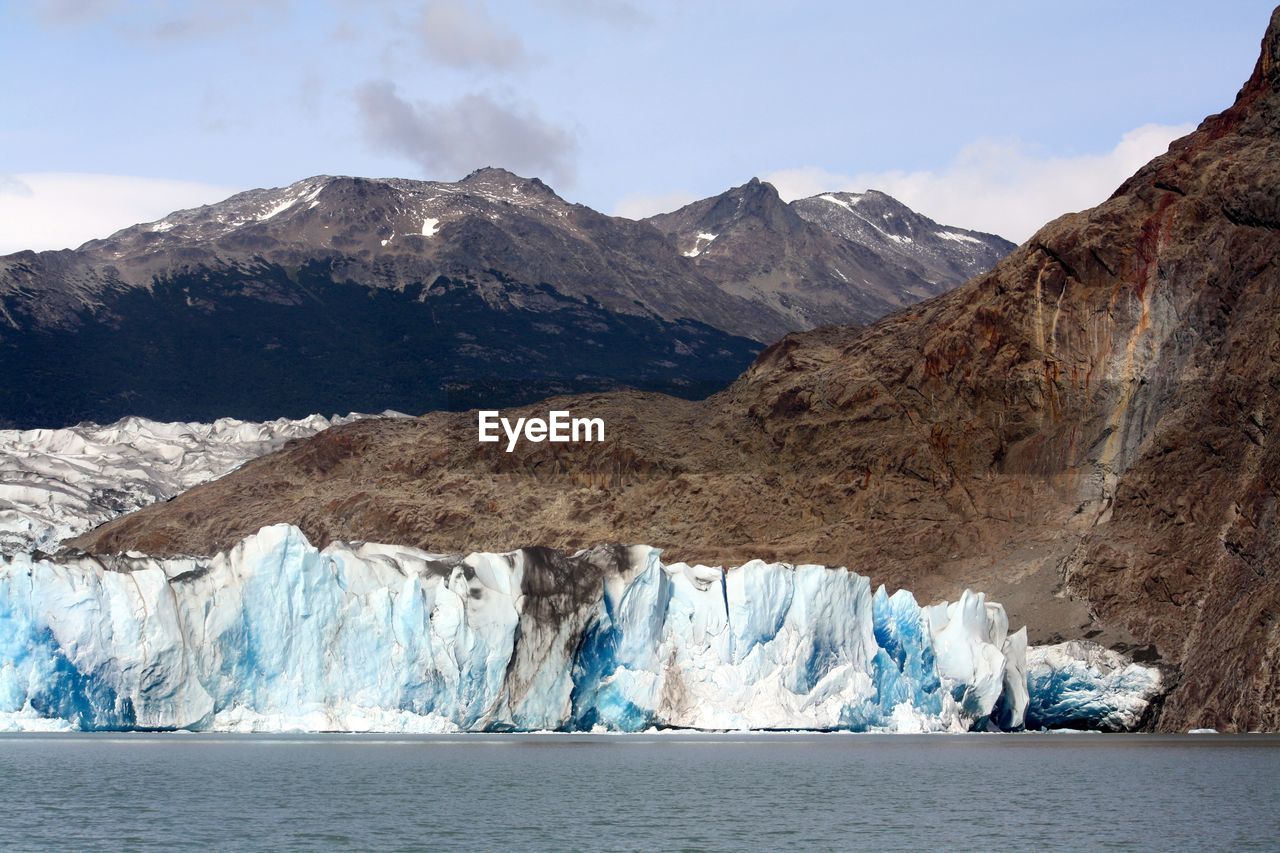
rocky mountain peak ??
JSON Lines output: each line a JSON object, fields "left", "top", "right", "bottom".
{"left": 644, "top": 178, "right": 799, "bottom": 254}
{"left": 0, "top": 161, "right": 1014, "bottom": 361}
{"left": 1250, "top": 6, "right": 1280, "bottom": 94}
{"left": 789, "top": 188, "right": 1015, "bottom": 288}
{"left": 1183, "top": 6, "right": 1280, "bottom": 144}
{"left": 636, "top": 175, "right": 1016, "bottom": 330}
{"left": 457, "top": 166, "right": 561, "bottom": 201}
{"left": 715, "top": 177, "right": 788, "bottom": 217}
{"left": 61, "top": 169, "right": 586, "bottom": 270}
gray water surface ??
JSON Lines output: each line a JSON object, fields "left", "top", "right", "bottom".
{"left": 1, "top": 733, "right": 1277, "bottom": 851}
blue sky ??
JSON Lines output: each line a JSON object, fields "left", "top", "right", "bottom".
{"left": 1, "top": 0, "right": 1275, "bottom": 251}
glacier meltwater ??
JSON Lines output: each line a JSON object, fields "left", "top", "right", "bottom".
{"left": 0, "top": 525, "right": 1156, "bottom": 733}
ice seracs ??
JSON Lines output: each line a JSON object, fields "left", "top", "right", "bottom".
{"left": 0, "top": 524, "right": 1046, "bottom": 733}
{"left": 0, "top": 524, "right": 1167, "bottom": 734}
{"left": 0, "top": 413, "right": 393, "bottom": 556}
{"left": 1025, "top": 641, "right": 1163, "bottom": 731}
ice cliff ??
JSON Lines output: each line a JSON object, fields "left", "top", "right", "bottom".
{"left": 0, "top": 525, "right": 1161, "bottom": 733}
{"left": 0, "top": 524, "right": 1028, "bottom": 733}
{"left": 0, "top": 413, "right": 395, "bottom": 556}
{"left": 1025, "top": 641, "right": 1164, "bottom": 731}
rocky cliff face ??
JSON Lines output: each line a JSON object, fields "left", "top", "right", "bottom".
{"left": 70, "top": 10, "right": 1280, "bottom": 731}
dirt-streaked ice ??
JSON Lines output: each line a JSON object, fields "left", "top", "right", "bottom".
{"left": 0, "top": 524, "right": 1051, "bottom": 733}
{"left": 0, "top": 413, "right": 394, "bottom": 555}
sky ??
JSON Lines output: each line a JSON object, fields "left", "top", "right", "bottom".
{"left": 0, "top": 0, "right": 1275, "bottom": 253}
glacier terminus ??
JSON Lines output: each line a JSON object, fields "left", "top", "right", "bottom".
{"left": 0, "top": 524, "right": 1161, "bottom": 733}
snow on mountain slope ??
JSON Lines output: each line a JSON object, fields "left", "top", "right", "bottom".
{"left": 790, "top": 190, "right": 1015, "bottom": 289}
{"left": 645, "top": 179, "right": 1015, "bottom": 333}
{"left": 0, "top": 414, "right": 392, "bottom": 555}
{"left": 83, "top": 168, "right": 570, "bottom": 261}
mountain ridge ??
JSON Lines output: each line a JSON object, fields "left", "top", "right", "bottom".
{"left": 0, "top": 170, "right": 1011, "bottom": 428}
{"left": 645, "top": 177, "right": 1011, "bottom": 332}
{"left": 74, "top": 8, "right": 1280, "bottom": 732}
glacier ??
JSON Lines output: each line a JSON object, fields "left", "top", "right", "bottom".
{"left": 1, "top": 524, "right": 1043, "bottom": 733}
{"left": 1025, "top": 641, "right": 1163, "bottom": 731}
{"left": 0, "top": 524, "right": 1165, "bottom": 733}
{"left": 0, "top": 413, "right": 398, "bottom": 556}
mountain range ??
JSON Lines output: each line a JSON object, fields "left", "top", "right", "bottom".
{"left": 0, "top": 170, "right": 1010, "bottom": 428}
{"left": 75, "top": 8, "right": 1280, "bottom": 732}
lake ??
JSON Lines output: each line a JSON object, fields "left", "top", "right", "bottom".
{"left": 1, "top": 733, "right": 1277, "bottom": 851}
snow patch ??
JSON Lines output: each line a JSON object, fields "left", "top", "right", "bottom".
{"left": 258, "top": 196, "right": 300, "bottom": 221}
{"left": 819, "top": 193, "right": 859, "bottom": 211}
{"left": 937, "top": 230, "right": 983, "bottom": 245}
{"left": 683, "top": 232, "right": 718, "bottom": 258}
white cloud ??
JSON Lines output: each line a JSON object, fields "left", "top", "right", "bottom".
{"left": 766, "top": 123, "right": 1195, "bottom": 243}
{"left": 0, "top": 173, "right": 238, "bottom": 254}
{"left": 611, "top": 189, "right": 699, "bottom": 220}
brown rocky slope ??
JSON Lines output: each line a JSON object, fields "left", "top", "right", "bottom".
{"left": 75, "top": 10, "right": 1280, "bottom": 732}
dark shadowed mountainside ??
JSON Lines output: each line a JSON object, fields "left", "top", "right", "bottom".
{"left": 0, "top": 169, "right": 1010, "bottom": 428}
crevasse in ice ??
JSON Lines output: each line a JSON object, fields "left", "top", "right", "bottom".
{"left": 0, "top": 413, "right": 392, "bottom": 556}
{"left": 0, "top": 524, "right": 1147, "bottom": 733}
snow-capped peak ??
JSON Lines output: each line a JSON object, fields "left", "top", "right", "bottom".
{"left": 78, "top": 171, "right": 577, "bottom": 261}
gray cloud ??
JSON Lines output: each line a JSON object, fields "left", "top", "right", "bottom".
{"left": 419, "top": 0, "right": 531, "bottom": 70}
{"left": 355, "top": 80, "right": 577, "bottom": 186}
